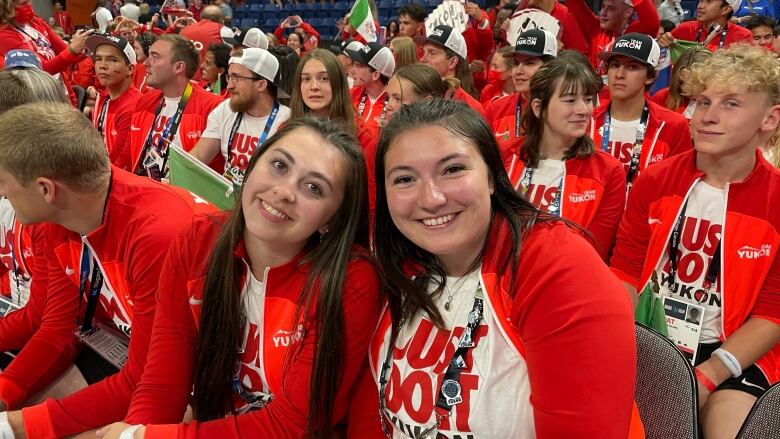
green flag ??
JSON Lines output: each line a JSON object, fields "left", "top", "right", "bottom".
{"left": 634, "top": 271, "right": 669, "bottom": 337}
{"left": 349, "top": 0, "right": 377, "bottom": 42}
{"left": 669, "top": 40, "right": 702, "bottom": 63}
{"left": 168, "top": 146, "right": 236, "bottom": 211}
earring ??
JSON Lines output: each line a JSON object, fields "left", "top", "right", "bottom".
{"left": 318, "top": 226, "right": 329, "bottom": 242}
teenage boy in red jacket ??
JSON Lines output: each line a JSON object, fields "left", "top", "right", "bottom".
{"left": 0, "top": 103, "right": 214, "bottom": 438}
{"left": 610, "top": 45, "right": 780, "bottom": 439}
{"left": 658, "top": 0, "right": 752, "bottom": 51}
{"left": 590, "top": 33, "right": 691, "bottom": 191}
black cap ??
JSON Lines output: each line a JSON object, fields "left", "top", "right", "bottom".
{"left": 598, "top": 32, "right": 661, "bottom": 67}
{"left": 505, "top": 29, "right": 558, "bottom": 58}
{"left": 424, "top": 24, "right": 467, "bottom": 60}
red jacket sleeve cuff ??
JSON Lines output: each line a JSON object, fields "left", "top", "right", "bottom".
{"left": 144, "top": 424, "right": 178, "bottom": 439}
{"left": 611, "top": 267, "right": 639, "bottom": 290}
{"left": 0, "top": 376, "right": 27, "bottom": 410}
{"left": 22, "top": 400, "right": 56, "bottom": 439}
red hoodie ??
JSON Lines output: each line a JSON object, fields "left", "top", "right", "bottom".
{"left": 93, "top": 87, "right": 143, "bottom": 171}
{"left": 671, "top": 21, "right": 753, "bottom": 51}
{"left": 564, "top": 0, "right": 660, "bottom": 70}
{"left": 611, "top": 149, "right": 780, "bottom": 383}
{"left": 589, "top": 98, "right": 692, "bottom": 181}
{"left": 506, "top": 150, "right": 627, "bottom": 260}
{"left": 348, "top": 219, "right": 641, "bottom": 438}
{"left": 20, "top": 168, "right": 216, "bottom": 438}
{"left": 124, "top": 213, "right": 381, "bottom": 438}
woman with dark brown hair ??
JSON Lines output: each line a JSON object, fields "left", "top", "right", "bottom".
{"left": 96, "top": 117, "right": 381, "bottom": 439}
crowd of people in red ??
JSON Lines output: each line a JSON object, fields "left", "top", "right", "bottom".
{"left": 0, "top": 0, "right": 779, "bottom": 437}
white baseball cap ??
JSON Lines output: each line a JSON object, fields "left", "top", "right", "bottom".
{"left": 221, "top": 26, "right": 236, "bottom": 45}
{"left": 229, "top": 47, "right": 289, "bottom": 98}
{"left": 425, "top": 25, "right": 467, "bottom": 61}
{"left": 345, "top": 41, "right": 396, "bottom": 78}
{"left": 240, "top": 28, "right": 269, "bottom": 50}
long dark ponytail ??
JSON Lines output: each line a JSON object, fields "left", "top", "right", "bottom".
{"left": 192, "top": 117, "right": 369, "bottom": 437}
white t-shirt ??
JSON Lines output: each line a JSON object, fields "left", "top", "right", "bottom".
{"left": 603, "top": 117, "right": 640, "bottom": 170}
{"left": 120, "top": 3, "right": 140, "bottom": 22}
{"left": 655, "top": 182, "right": 725, "bottom": 343}
{"left": 375, "top": 268, "right": 535, "bottom": 438}
{"left": 522, "top": 159, "right": 565, "bottom": 213}
{"left": 94, "top": 7, "right": 113, "bottom": 33}
{"left": 201, "top": 100, "right": 291, "bottom": 186}
{"left": 0, "top": 198, "right": 31, "bottom": 306}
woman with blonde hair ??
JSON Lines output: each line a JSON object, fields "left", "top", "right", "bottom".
{"left": 388, "top": 36, "right": 417, "bottom": 70}
{"left": 650, "top": 46, "right": 712, "bottom": 120}
{"left": 384, "top": 63, "right": 460, "bottom": 119}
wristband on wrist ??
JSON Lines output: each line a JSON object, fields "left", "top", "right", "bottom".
{"left": 694, "top": 368, "right": 717, "bottom": 393}
{"left": 713, "top": 347, "right": 742, "bottom": 378}
{"left": 0, "top": 412, "right": 16, "bottom": 439}
{"left": 119, "top": 425, "right": 143, "bottom": 439}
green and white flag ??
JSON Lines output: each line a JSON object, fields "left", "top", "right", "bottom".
{"left": 168, "top": 146, "right": 236, "bottom": 211}
{"left": 349, "top": 0, "right": 377, "bottom": 42}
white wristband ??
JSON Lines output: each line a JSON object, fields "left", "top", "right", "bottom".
{"left": 713, "top": 348, "right": 742, "bottom": 378}
{"left": 119, "top": 425, "right": 143, "bottom": 439}
{"left": 0, "top": 412, "right": 16, "bottom": 439}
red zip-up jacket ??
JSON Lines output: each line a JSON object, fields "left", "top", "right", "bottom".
{"left": 610, "top": 149, "right": 780, "bottom": 383}
{"left": 550, "top": 1, "right": 590, "bottom": 55}
{"left": 127, "top": 85, "right": 223, "bottom": 174}
{"left": 0, "top": 224, "right": 80, "bottom": 409}
{"left": 565, "top": 0, "right": 660, "bottom": 70}
{"left": 124, "top": 213, "right": 381, "bottom": 438}
{"left": 348, "top": 218, "right": 642, "bottom": 438}
{"left": 589, "top": 98, "right": 692, "bottom": 178}
{"left": 274, "top": 21, "right": 320, "bottom": 53}
{"left": 453, "top": 87, "right": 487, "bottom": 118}
{"left": 485, "top": 92, "right": 526, "bottom": 161}
{"left": 671, "top": 21, "right": 753, "bottom": 51}
{"left": 93, "top": 87, "right": 143, "bottom": 171}
{"left": 506, "top": 150, "right": 627, "bottom": 260}
{"left": 20, "top": 168, "right": 216, "bottom": 438}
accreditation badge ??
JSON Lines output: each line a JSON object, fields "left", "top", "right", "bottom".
{"left": 0, "top": 296, "right": 19, "bottom": 317}
{"left": 663, "top": 297, "right": 704, "bottom": 365}
{"left": 77, "top": 322, "right": 130, "bottom": 369}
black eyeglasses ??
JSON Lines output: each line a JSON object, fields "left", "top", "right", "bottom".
{"left": 227, "top": 73, "right": 262, "bottom": 84}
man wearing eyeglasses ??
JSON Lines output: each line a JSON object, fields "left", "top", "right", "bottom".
{"left": 189, "top": 48, "right": 291, "bottom": 186}
{"left": 127, "top": 34, "right": 223, "bottom": 181}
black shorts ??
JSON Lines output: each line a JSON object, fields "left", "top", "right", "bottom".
{"left": 695, "top": 343, "right": 770, "bottom": 398}
{"left": 74, "top": 347, "right": 120, "bottom": 385}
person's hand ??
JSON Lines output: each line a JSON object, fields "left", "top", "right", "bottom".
{"left": 469, "top": 59, "right": 484, "bottom": 73}
{"left": 500, "top": 17, "right": 511, "bottom": 33}
{"left": 464, "top": 1, "right": 483, "bottom": 20}
{"left": 68, "top": 28, "right": 95, "bottom": 55}
{"left": 96, "top": 423, "right": 146, "bottom": 439}
{"left": 173, "top": 15, "right": 195, "bottom": 29}
{"left": 657, "top": 31, "right": 676, "bottom": 48}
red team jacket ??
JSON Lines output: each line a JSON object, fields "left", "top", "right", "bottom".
{"left": 123, "top": 214, "right": 381, "bottom": 438}
{"left": 93, "top": 87, "right": 143, "bottom": 171}
{"left": 350, "top": 219, "right": 641, "bottom": 438}
{"left": 611, "top": 149, "right": 780, "bottom": 383}
{"left": 485, "top": 92, "right": 526, "bottom": 160}
{"left": 127, "top": 86, "right": 223, "bottom": 173}
{"left": 0, "top": 224, "right": 78, "bottom": 410}
{"left": 506, "top": 150, "right": 627, "bottom": 259}
{"left": 671, "top": 21, "right": 753, "bottom": 51}
{"left": 589, "top": 99, "right": 692, "bottom": 178}
{"left": 20, "top": 168, "right": 215, "bottom": 438}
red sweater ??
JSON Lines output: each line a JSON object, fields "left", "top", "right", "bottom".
{"left": 485, "top": 92, "right": 526, "bottom": 161}
{"left": 671, "top": 21, "right": 753, "bottom": 51}
{"left": 0, "top": 224, "right": 80, "bottom": 409}
{"left": 20, "top": 168, "right": 216, "bottom": 438}
{"left": 610, "top": 149, "right": 780, "bottom": 383}
{"left": 128, "top": 85, "right": 223, "bottom": 174}
{"left": 453, "top": 87, "right": 486, "bottom": 118}
{"left": 506, "top": 150, "right": 627, "bottom": 259}
{"left": 350, "top": 86, "right": 387, "bottom": 134}
{"left": 93, "top": 87, "right": 143, "bottom": 171}
{"left": 350, "top": 219, "right": 639, "bottom": 437}
{"left": 550, "top": 1, "right": 590, "bottom": 55}
{"left": 123, "top": 213, "right": 381, "bottom": 438}
{"left": 565, "top": 0, "right": 660, "bottom": 69}
{"left": 589, "top": 98, "right": 692, "bottom": 180}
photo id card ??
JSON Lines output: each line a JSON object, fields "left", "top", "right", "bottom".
{"left": 663, "top": 297, "right": 704, "bottom": 365}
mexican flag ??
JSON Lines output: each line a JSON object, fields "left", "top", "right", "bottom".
{"left": 349, "top": 0, "right": 377, "bottom": 42}
{"left": 168, "top": 146, "right": 236, "bottom": 211}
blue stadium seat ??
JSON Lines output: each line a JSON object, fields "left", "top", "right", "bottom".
{"left": 334, "top": 1, "right": 347, "bottom": 10}
{"left": 263, "top": 17, "right": 278, "bottom": 30}
{"left": 235, "top": 2, "right": 250, "bottom": 12}
{"left": 241, "top": 17, "right": 260, "bottom": 27}
{"left": 249, "top": 3, "right": 262, "bottom": 13}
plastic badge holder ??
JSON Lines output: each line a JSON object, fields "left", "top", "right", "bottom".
{"left": 80, "top": 322, "right": 130, "bottom": 369}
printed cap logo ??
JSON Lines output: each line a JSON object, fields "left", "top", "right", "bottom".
{"left": 615, "top": 39, "right": 643, "bottom": 50}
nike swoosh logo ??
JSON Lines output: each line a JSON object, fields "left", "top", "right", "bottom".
{"left": 189, "top": 296, "right": 202, "bottom": 305}
{"left": 130, "top": 126, "right": 141, "bottom": 131}
{"left": 741, "top": 378, "right": 765, "bottom": 391}
{"left": 495, "top": 131, "right": 509, "bottom": 137}
{"left": 65, "top": 266, "right": 75, "bottom": 275}
{"left": 648, "top": 218, "right": 661, "bottom": 224}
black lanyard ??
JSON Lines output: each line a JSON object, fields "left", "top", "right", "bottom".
{"left": 225, "top": 102, "right": 280, "bottom": 170}
{"left": 519, "top": 166, "right": 564, "bottom": 217}
{"left": 96, "top": 96, "right": 110, "bottom": 136}
{"left": 695, "top": 24, "right": 728, "bottom": 49}
{"left": 77, "top": 243, "right": 104, "bottom": 333}
{"left": 514, "top": 94, "right": 522, "bottom": 138}
{"left": 378, "top": 283, "right": 485, "bottom": 438}
{"left": 600, "top": 104, "right": 650, "bottom": 185}
{"left": 137, "top": 83, "right": 194, "bottom": 173}
{"left": 358, "top": 91, "right": 389, "bottom": 124}
{"left": 667, "top": 199, "right": 722, "bottom": 292}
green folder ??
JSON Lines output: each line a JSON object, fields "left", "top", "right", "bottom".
{"left": 635, "top": 271, "right": 669, "bottom": 337}
{"left": 669, "top": 40, "right": 702, "bottom": 63}
{"left": 168, "top": 146, "right": 236, "bottom": 211}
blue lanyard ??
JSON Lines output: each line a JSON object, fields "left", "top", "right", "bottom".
{"left": 77, "top": 242, "right": 104, "bottom": 333}
{"left": 520, "top": 167, "right": 564, "bottom": 216}
{"left": 226, "top": 102, "right": 280, "bottom": 163}
{"left": 600, "top": 104, "right": 650, "bottom": 185}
